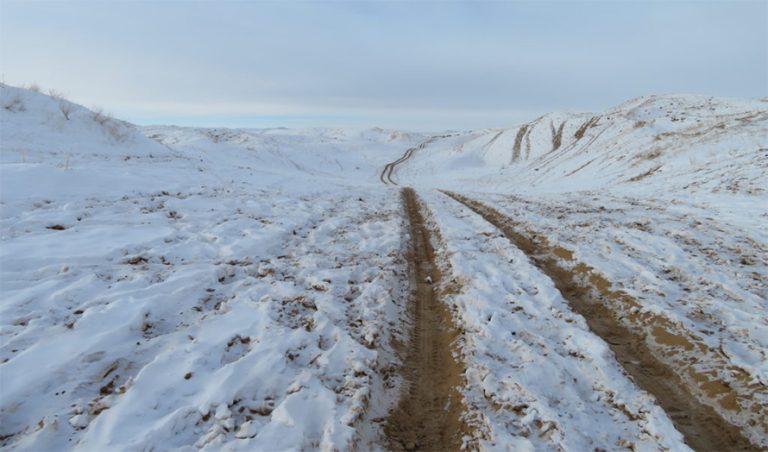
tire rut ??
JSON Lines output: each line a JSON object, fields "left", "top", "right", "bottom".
{"left": 384, "top": 188, "right": 467, "bottom": 451}
{"left": 442, "top": 190, "right": 763, "bottom": 452}
{"left": 380, "top": 137, "right": 441, "bottom": 185}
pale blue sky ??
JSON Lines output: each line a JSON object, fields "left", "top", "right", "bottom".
{"left": 1, "top": 0, "right": 766, "bottom": 130}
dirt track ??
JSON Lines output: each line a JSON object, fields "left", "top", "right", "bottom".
{"left": 443, "top": 191, "right": 761, "bottom": 452}
{"left": 384, "top": 188, "right": 467, "bottom": 451}
{"left": 380, "top": 137, "right": 440, "bottom": 185}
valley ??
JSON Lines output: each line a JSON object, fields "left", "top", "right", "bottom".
{"left": 1, "top": 84, "right": 766, "bottom": 450}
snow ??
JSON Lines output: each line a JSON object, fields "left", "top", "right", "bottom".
{"left": 1, "top": 85, "right": 413, "bottom": 450}
{"left": 465, "top": 190, "right": 768, "bottom": 445}
{"left": 419, "top": 191, "right": 690, "bottom": 451}
{"left": 2, "top": 83, "right": 766, "bottom": 449}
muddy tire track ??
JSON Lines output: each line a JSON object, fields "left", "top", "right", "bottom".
{"left": 380, "top": 137, "right": 441, "bottom": 185}
{"left": 442, "top": 191, "right": 763, "bottom": 452}
{"left": 384, "top": 188, "right": 467, "bottom": 451}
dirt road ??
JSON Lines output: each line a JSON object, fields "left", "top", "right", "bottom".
{"left": 443, "top": 191, "right": 762, "bottom": 451}
{"left": 380, "top": 137, "right": 442, "bottom": 185}
{"left": 384, "top": 188, "right": 467, "bottom": 451}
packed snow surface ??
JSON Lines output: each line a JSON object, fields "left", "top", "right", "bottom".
{"left": 1, "top": 84, "right": 766, "bottom": 449}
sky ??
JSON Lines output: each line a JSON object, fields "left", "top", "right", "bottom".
{"left": 1, "top": 0, "right": 766, "bottom": 130}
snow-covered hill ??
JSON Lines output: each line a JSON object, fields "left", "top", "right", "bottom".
{"left": 391, "top": 94, "right": 768, "bottom": 196}
{"left": 0, "top": 85, "right": 171, "bottom": 159}
{"left": 2, "top": 84, "right": 766, "bottom": 450}
{"left": 0, "top": 85, "right": 419, "bottom": 450}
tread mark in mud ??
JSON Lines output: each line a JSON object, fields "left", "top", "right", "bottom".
{"left": 443, "top": 191, "right": 763, "bottom": 452}
{"left": 380, "top": 137, "right": 439, "bottom": 185}
{"left": 384, "top": 188, "right": 468, "bottom": 451}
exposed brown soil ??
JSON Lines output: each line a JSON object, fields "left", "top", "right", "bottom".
{"left": 443, "top": 191, "right": 762, "bottom": 452}
{"left": 550, "top": 120, "right": 565, "bottom": 151}
{"left": 384, "top": 188, "right": 467, "bottom": 451}
{"left": 574, "top": 115, "right": 600, "bottom": 140}
{"left": 512, "top": 124, "right": 528, "bottom": 163}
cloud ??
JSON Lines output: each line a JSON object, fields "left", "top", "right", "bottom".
{"left": 1, "top": 0, "right": 765, "bottom": 130}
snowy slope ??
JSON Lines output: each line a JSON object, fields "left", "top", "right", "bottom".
{"left": 0, "top": 85, "right": 417, "bottom": 450}
{"left": 391, "top": 94, "right": 768, "bottom": 197}
{"left": 141, "top": 124, "right": 428, "bottom": 188}
{"left": 2, "top": 84, "right": 766, "bottom": 449}
{"left": 0, "top": 85, "right": 169, "bottom": 158}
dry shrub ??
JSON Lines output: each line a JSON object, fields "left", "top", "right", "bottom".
{"left": 3, "top": 95, "right": 25, "bottom": 112}
{"left": 92, "top": 107, "right": 111, "bottom": 125}
{"left": 59, "top": 101, "right": 74, "bottom": 120}
{"left": 104, "top": 119, "right": 130, "bottom": 143}
{"left": 90, "top": 107, "right": 129, "bottom": 142}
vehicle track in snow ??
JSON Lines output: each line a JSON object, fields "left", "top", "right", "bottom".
{"left": 384, "top": 188, "right": 467, "bottom": 451}
{"left": 380, "top": 137, "right": 440, "bottom": 185}
{"left": 442, "top": 191, "right": 762, "bottom": 452}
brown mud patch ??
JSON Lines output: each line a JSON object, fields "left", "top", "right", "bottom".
{"left": 384, "top": 188, "right": 468, "bottom": 451}
{"left": 443, "top": 191, "right": 765, "bottom": 451}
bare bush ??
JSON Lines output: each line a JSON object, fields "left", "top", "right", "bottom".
{"left": 104, "top": 120, "right": 129, "bottom": 143}
{"left": 59, "top": 100, "right": 74, "bottom": 120}
{"left": 91, "top": 107, "right": 111, "bottom": 125}
{"left": 3, "top": 95, "right": 25, "bottom": 112}
{"left": 91, "top": 107, "right": 129, "bottom": 142}
{"left": 48, "top": 90, "right": 74, "bottom": 120}
{"left": 27, "top": 83, "right": 41, "bottom": 93}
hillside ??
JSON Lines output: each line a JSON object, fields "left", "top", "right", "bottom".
{"left": 388, "top": 94, "right": 768, "bottom": 196}
{"left": 1, "top": 84, "right": 766, "bottom": 450}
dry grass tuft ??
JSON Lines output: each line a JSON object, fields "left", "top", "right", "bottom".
{"left": 639, "top": 148, "right": 663, "bottom": 161}
{"left": 627, "top": 165, "right": 662, "bottom": 182}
